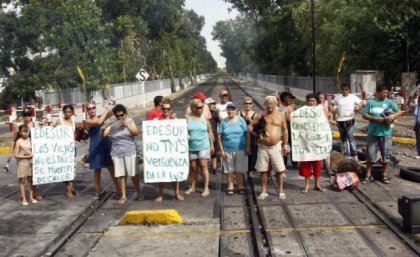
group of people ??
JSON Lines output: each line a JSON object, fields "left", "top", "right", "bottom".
{"left": 9, "top": 82, "right": 413, "bottom": 205}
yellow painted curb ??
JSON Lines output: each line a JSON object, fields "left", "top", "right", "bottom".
{"left": 119, "top": 209, "right": 183, "bottom": 225}
{"left": 0, "top": 147, "right": 11, "bottom": 154}
{"left": 332, "top": 131, "right": 416, "bottom": 145}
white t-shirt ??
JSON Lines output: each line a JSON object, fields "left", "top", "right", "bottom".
{"left": 332, "top": 94, "right": 361, "bottom": 121}
{"left": 216, "top": 103, "right": 228, "bottom": 119}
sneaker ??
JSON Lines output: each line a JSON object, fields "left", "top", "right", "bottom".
{"left": 416, "top": 156, "right": 420, "bottom": 160}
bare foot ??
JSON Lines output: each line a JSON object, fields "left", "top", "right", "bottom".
{"left": 302, "top": 187, "right": 310, "bottom": 194}
{"left": 175, "top": 194, "right": 184, "bottom": 201}
{"left": 118, "top": 198, "right": 127, "bottom": 205}
{"left": 185, "top": 188, "right": 195, "bottom": 195}
{"left": 201, "top": 190, "right": 210, "bottom": 197}
{"left": 314, "top": 186, "right": 325, "bottom": 192}
{"left": 154, "top": 196, "right": 163, "bottom": 202}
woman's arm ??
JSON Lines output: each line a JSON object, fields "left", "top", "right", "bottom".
{"left": 206, "top": 120, "right": 214, "bottom": 154}
{"left": 125, "top": 118, "right": 139, "bottom": 136}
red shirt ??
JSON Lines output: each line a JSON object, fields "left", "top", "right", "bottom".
{"left": 147, "top": 108, "right": 163, "bottom": 120}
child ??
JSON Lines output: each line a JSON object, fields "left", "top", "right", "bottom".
{"left": 14, "top": 125, "right": 36, "bottom": 205}
{"left": 55, "top": 104, "right": 77, "bottom": 198}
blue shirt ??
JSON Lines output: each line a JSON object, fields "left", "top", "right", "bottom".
{"left": 218, "top": 116, "right": 248, "bottom": 151}
{"left": 187, "top": 116, "right": 210, "bottom": 151}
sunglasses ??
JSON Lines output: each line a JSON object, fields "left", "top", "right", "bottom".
{"left": 244, "top": 102, "right": 253, "bottom": 105}
{"left": 114, "top": 113, "right": 125, "bottom": 118}
{"left": 88, "top": 107, "right": 96, "bottom": 110}
{"left": 162, "top": 108, "right": 171, "bottom": 111}
{"left": 196, "top": 106, "right": 204, "bottom": 110}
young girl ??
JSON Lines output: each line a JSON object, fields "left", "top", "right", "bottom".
{"left": 14, "top": 125, "right": 36, "bottom": 205}
{"left": 55, "top": 104, "right": 77, "bottom": 198}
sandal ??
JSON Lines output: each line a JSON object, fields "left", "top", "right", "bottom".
{"left": 257, "top": 192, "right": 269, "bottom": 200}
{"left": 314, "top": 186, "right": 326, "bottom": 192}
{"left": 238, "top": 189, "right": 246, "bottom": 195}
{"left": 362, "top": 176, "right": 374, "bottom": 184}
{"left": 226, "top": 189, "right": 234, "bottom": 195}
{"left": 302, "top": 188, "right": 309, "bottom": 194}
{"left": 278, "top": 193, "right": 286, "bottom": 200}
{"left": 65, "top": 190, "right": 74, "bottom": 198}
{"left": 118, "top": 198, "right": 127, "bottom": 205}
{"left": 383, "top": 176, "right": 390, "bottom": 184}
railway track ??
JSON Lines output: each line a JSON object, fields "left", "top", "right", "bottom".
{"left": 0, "top": 75, "right": 418, "bottom": 256}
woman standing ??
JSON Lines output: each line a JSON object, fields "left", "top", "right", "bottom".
{"left": 55, "top": 105, "right": 77, "bottom": 198}
{"left": 185, "top": 99, "right": 214, "bottom": 197}
{"left": 218, "top": 102, "right": 250, "bottom": 194}
{"left": 83, "top": 102, "right": 120, "bottom": 199}
{"left": 155, "top": 98, "right": 184, "bottom": 202}
{"left": 240, "top": 97, "right": 259, "bottom": 176}
{"left": 102, "top": 104, "right": 142, "bottom": 204}
{"left": 298, "top": 94, "right": 327, "bottom": 193}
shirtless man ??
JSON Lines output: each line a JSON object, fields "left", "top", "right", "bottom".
{"left": 250, "top": 96, "right": 289, "bottom": 200}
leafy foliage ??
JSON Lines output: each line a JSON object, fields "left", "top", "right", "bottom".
{"left": 0, "top": 0, "right": 216, "bottom": 105}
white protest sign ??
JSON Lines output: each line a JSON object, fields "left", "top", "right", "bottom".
{"left": 142, "top": 119, "right": 189, "bottom": 183}
{"left": 291, "top": 105, "right": 332, "bottom": 161}
{"left": 31, "top": 126, "right": 75, "bottom": 185}
{"left": 136, "top": 68, "right": 149, "bottom": 81}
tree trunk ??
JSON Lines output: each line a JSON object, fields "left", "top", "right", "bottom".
{"left": 165, "top": 55, "right": 176, "bottom": 93}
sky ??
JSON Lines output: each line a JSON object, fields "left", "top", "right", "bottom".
{"left": 184, "top": 0, "right": 238, "bottom": 69}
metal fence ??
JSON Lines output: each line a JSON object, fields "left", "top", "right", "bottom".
{"left": 239, "top": 73, "right": 338, "bottom": 96}
{"left": 35, "top": 76, "right": 198, "bottom": 105}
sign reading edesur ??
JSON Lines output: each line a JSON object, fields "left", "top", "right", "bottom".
{"left": 142, "top": 119, "right": 189, "bottom": 183}
{"left": 31, "top": 126, "right": 75, "bottom": 185}
{"left": 291, "top": 105, "right": 332, "bottom": 162}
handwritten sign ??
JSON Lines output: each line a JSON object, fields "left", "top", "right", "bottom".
{"left": 290, "top": 105, "right": 332, "bottom": 161}
{"left": 142, "top": 119, "right": 189, "bottom": 183}
{"left": 31, "top": 126, "right": 75, "bottom": 185}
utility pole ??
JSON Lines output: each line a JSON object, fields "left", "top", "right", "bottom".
{"left": 311, "top": 0, "right": 316, "bottom": 93}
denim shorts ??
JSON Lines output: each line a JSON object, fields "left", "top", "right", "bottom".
{"left": 366, "top": 135, "right": 392, "bottom": 163}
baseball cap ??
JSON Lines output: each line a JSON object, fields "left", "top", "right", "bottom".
{"left": 192, "top": 91, "right": 206, "bottom": 100}
{"left": 279, "top": 91, "right": 296, "bottom": 101}
{"left": 205, "top": 97, "right": 216, "bottom": 104}
{"left": 226, "top": 102, "right": 236, "bottom": 109}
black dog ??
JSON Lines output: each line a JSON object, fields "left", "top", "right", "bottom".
{"left": 253, "top": 117, "right": 268, "bottom": 142}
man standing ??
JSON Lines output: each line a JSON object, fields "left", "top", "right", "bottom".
{"left": 331, "top": 82, "right": 363, "bottom": 161}
{"left": 278, "top": 91, "right": 297, "bottom": 166}
{"left": 147, "top": 95, "right": 164, "bottom": 120}
{"left": 217, "top": 89, "right": 230, "bottom": 120}
{"left": 250, "top": 96, "right": 289, "bottom": 200}
{"left": 362, "top": 84, "right": 403, "bottom": 184}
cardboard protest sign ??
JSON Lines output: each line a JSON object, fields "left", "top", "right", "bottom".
{"left": 291, "top": 105, "right": 332, "bottom": 161}
{"left": 142, "top": 119, "right": 189, "bottom": 183}
{"left": 31, "top": 126, "right": 75, "bottom": 185}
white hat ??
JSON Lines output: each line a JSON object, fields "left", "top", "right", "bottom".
{"left": 205, "top": 97, "right": 216, "bottom": 104}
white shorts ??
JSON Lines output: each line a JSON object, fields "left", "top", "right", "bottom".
{"left": 222, "top": 150, "right": 248, "bottom": 174}
{"left": 112, "top": 154, "right": 137, "bottom": 177}
{"left": 189, "top": 148, "right": 211, "bottom": 160}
